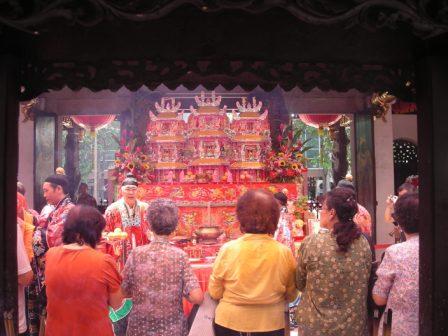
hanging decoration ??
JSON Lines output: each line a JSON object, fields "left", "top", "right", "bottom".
{"left": 71, "top": 115, "right": 116, "bottom": 136}
{"left": 371, "top": 92, "right": 396, "bottom": 122}
{"left": 392, "top": 100, "right": 417, "bottom": 114}
{"left": 298, "top": 114, "right": 342, "bottom": 134}
{"left": 20, "top": 98, "right": 41, "bottom": 122}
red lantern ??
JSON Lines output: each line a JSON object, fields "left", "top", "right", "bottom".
{"left": 392, "top": 100, "right": 417, "bottom": 114}
{"left": 298, "top": 114, "right": 342, "bottom": 129}
{"left": 71, "top": 115, "right": 116, "bottom": 133}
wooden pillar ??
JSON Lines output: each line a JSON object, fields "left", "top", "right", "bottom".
{"left": 330, "top": 122, "right": 349, "bottom": 185}
{"left": 64, "top": 124, "right": 81, "bottom": 199}
{"left": 417, "top": 51, "right": 448, "bottom": 335}
{"left": 34, "top": 113, "right": 56, "bottom": 210}
{"left": 0, "top": 54, "right": 20, "bottom": 333}
{"left": 353, "top": 113, "right": 377, "bottom": 242}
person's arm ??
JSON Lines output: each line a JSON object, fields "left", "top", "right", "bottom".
{"left": 384, "top": 198, "right": 395, "bottom": 224}
{"left": 295, "top": 237, "right": 309, "bottom": 292}
{"left": 182, "top": 254, "right": 203, "bottom": 304}
{"left": 372, "top": 293, "right": 388, "bottom": 306}
{"left": 109, "top": 287, "right": 125, "bottom": 310}
{"left": 372, "top": 248, "right": 396, "bottom": 306}
{"left": 103, "top": 254, "right": 124, "bottom": 308}
{"left": 188, "top": 288, "right": 204, "bottom": 305}
{"left": 285, "top": 249, "right": 298, "bottom": 302}
{"left": 18, "top": 270, "right": 33, "bottom": 286}
{"left": 121, "top": 251, "right": 135, "bottom": 298}
{"left": 104, "top": 207, "right": 115, "bottom": 233}
{"left": 17, "top": 224, "right": 33, "bottom": 286}
{"left": 207, "top": 248, "right": 226, "bottom": 300}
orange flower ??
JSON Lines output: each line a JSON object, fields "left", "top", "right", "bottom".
{"left": 127, "top": 163, "right": 135, "bottom": 170}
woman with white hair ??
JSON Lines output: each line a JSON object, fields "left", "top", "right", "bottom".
{"left": 122, "top": 199, "right": 203, "bottom": 336}
{"left": 104, "top": 174, "right": 150, "bottom": 261}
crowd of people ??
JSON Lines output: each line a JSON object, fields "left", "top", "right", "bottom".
{"left": 14, "top": 171, "right": 419, "bottom": 336}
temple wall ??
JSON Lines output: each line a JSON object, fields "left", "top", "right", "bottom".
{"left": 374, "top": 113, "right": 395, "bottom": 245}
{"left": 393, "top": 114, "right": 418, "bottom": 143}
{"left": 375, "top": 113, "right": 418, "bottom": 246}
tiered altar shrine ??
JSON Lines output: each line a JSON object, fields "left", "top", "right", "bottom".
{"left": 142, "top": 91, "right": 301, "bottom": 237}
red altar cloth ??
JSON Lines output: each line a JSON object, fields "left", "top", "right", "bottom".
{"left": 137, "top": 182, "right": 299, "bottom": 237}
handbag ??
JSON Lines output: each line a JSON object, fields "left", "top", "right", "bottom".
{"left": 188, "top": 293, "right": 217, "bottom": 336}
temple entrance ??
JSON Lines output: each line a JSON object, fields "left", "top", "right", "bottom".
{"left": 1, "top": 2, "right": 447, "bottom": 335}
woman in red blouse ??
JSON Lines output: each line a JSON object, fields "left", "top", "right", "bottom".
{"left": 45, "top": 205, "right": 123, "bottom": 336}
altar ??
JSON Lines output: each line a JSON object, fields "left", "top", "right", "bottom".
{"left": 137, "top": 182, "right": 299, "bottom": 237}
{"left": 114, "top": 91, "right": 306, "bottom": 240}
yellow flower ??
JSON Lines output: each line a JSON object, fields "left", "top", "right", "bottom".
{"left": 114, "top": 160, "right": 121, "bottom": 165}
{"left": 127, "top": 163, "right": 135, "bottom": 170}
{"left": 142, "top": 163, "right": 150, "bottom": 170}
{"left": 278, "top": 152, "right": 285, "bottom": 157}
{"left": 291, "top": 163, "right": 299, "bottom": 170}
{"left": 279, "top": 159, "right": 286, "bottom": 167}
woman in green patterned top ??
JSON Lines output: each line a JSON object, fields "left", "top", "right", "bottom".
{"left": 296, "top": 187, "right": 372, "bottom": 336}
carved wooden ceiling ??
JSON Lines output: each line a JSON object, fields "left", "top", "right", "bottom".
{"left": 1, "top": 1, "right": 445, "bottom": 99}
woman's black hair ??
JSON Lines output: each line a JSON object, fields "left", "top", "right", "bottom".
{"left": 325, "top": 188, "right": 361, "bottom": 252}
{"left": 62, "top": 205, "right": 106, "bottom": 248}
{"left": 273, "top": 192, "right": 288, "bottom": 207}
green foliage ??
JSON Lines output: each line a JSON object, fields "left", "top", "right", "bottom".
{"left": 78, "top": 122, "right": 120, "bottom": 183}
{"left": 292, "top": 119, "right": 332, "bottom": 169}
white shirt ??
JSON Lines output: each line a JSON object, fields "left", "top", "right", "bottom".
{"left": 17, "top": 224, "right": 32, "bottom": 333}
{"left": 40, "top": 203, "right": 55, "bottom": 219}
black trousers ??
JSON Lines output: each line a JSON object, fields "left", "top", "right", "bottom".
{"left": 213, "top": 321, "right": 284, "bottom": 336}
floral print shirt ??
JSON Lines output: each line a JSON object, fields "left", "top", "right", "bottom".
{"left": 274, "top": 207, "right": 295, "bottom": 254}
{"left": 296, "top": 230, "right": 371, "bottom": 336}
{"left": 122, "top": 236, "right": 200, "bottom": 336}
{"left": 34, "top": 196, "right": 74, "bottom": 256}
{"left": 373, "top": 235, "right": 419, "bottom": 336}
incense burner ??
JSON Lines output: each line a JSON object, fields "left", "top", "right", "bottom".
{"left": 195, "top": 226, "right": 222, "bottom": 243}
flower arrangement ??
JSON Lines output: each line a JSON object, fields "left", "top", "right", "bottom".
{"left": 293, "top": 195, "right": 309, "bottom": 220}
{"left": 113, "top": 131, "right": 154, "bottom": 183}
{"left": 266, "top": 123, "right": 312, "bottom": 183}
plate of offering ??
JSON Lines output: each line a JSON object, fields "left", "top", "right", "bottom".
{"left": 107, "top": 228, "right": 128, "bottom": 240}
